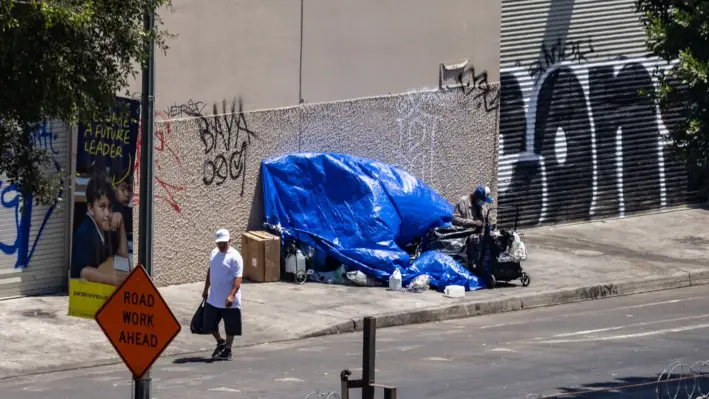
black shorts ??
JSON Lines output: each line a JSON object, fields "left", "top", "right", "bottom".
{"left": 203, "top": 302, "right": 242, "bottom": 336}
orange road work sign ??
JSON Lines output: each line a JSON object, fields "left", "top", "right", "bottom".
{"left": 95, "top": 264, "right": 182, "bottom": 379}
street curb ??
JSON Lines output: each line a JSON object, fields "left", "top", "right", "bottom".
{"left": 300, "top": 270, "right": 705, "bottom": 337}
{"left": 2, "top": 270, "right": 707, "bottom": 382}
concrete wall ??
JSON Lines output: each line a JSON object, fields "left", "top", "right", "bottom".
{"left": 138, "top": 88, "right": 500, "bottom": 286}
{"left": 127, "top": 0, "right": 503, "bottom": 286}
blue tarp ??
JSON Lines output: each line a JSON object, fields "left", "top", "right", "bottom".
{"left": 261, "top": 153, "right": 484, "bottom": 291}
{"left": 404, "top": 251, "right": 484, "bottom": 292}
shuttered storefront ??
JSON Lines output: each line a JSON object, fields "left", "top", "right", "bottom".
{"left": 0, "top": 120, "right": 72, "bottom": 299}
{"left": 497, "top": 0, "right": 692, "bottom": 228}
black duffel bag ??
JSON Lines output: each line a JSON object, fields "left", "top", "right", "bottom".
{"left": 190, "top": 300, "right": 211, "bottom": 335}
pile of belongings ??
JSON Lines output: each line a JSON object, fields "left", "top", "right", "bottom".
{"left": 261, "top": 153, "right": 485, "bottom": 292}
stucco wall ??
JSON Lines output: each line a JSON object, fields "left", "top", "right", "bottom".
{"left": 135, "top": 87, "right": 500, "bottom": 286}
{"left": 124, "top": 0, "right": 503, "bottom": 286}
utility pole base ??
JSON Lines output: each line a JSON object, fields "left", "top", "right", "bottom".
{"left": 133, "top": 375, "right": 151, "bottom": 399}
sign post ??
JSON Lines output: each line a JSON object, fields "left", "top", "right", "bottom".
{"left": 94, "top": 264, "right": 181, "bottom": 391}
{"left": 137, "top": 0, "right": 156, "bottom": 396}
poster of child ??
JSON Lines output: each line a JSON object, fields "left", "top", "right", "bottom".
{"left": 70, "top": 168, "right": 131, "bottom": 286}
{"left": 68, "top": 97, "right": 139, "bottom": 319}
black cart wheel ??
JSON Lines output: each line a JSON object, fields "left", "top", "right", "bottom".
{"left": 520, "top": 272, "right": 530, "bottom": 287}
{"left": 486, "top": 274, "right": 497, "bottom": 289}
{"left": 295, "top": 270, "right": 308, "bottom": 285}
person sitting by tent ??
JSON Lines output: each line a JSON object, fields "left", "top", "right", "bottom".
{"left": 452, "top": 185, "right": 494, "bottom": 271}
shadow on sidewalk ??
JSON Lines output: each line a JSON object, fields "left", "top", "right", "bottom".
{"left": 172, "top": 356, "right": 214, "bottom": 364}
{"left": 527, "top": 372, "right": 709, "bottom": 398}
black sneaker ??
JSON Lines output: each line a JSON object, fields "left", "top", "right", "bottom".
{"left": 211, "top": 340, "right": 226, "bottom": 359}
{"left": 214, "top": 348, "right": 232, "bottom": 361}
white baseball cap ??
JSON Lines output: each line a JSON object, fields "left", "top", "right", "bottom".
{"left": 215, "top": 229, "right": 230, "bottom": 243}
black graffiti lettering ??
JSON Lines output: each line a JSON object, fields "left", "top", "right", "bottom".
{"left": 214, "top": 154, "right": 228, "bottom": 186}
{"left": 499, "top": 72, "right": 527, "bottom": 155}
{"left": 440, "top": 62, "right": 499, "bottom": 112}
{"left": 528, "top": 38, "right": 594, "bottom": 83}
{"left": 166, "top": 99, "right": 206, "bottom": 119}
{"left": 457, "top": 66, "right": 500, "bottom": 112}
{"left": 537, "top": 66, "right": 594, "bottom": 224}
{"left": 202, "top": 159, "right": 215, "bottom": 186}
{"left": 497, "top": 58, "right": 688, "bottom": 229}
{"left": 589, "top": 62, "right": 661, "bottom": 214}
{"left": 497, "top": 70, "right": 542, "bottom": 225}
{"left": 195, "top": 98, "right": 257, "bottom": 195}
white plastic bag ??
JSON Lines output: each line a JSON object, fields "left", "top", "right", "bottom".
{"left": 508, "top": 232, "right": 527, "bottom": 261}
{"left": 408, "top": 274, "right": 430, "bottom": 292}
{"left": 345, "top": 270, "right": 381, "bottom": 287}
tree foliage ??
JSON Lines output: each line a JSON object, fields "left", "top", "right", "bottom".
{"left": 0, "top": 0, "right": 172, "bottom": 205}
{"left": 636, "top": 0, "right": 709, "bottom": 197}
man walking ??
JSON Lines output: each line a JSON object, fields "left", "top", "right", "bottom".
{"left": 202, "top": 228, "right": 243, "bottom": 361}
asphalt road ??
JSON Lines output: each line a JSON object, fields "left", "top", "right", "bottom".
{"left": 2, "top": 286, "right": 709, "bottom": 399}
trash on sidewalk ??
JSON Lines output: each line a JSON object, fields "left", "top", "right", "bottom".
{"left": 345, "top": 270, "right": 382, "bottom": 287}
{"left": 443, "top": 285, "right": 465, "bottom": 298}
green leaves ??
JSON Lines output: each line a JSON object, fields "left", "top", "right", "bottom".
{"left": 636, "top": 0, "right": 709, "bottom": 198}
{"left": 0, "top": 0, "right": 172, "bottom": 206}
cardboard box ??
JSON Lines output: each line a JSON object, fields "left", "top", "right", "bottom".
{"left": 241, "top": 231, "right": 281, "bottom": 282}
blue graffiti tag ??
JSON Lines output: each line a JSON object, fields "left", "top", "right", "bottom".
{"left": 31, "top": 120, "right": 60, "bottom": 156}
{"left": 0, "top": 121, "right": 63, "bottom": 268}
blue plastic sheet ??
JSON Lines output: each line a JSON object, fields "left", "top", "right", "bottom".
{"left": 261, "top": 153, "right": 479, "bottom": 289}
{"left": 403, "top": 251, "right": 484, "bottom": 292}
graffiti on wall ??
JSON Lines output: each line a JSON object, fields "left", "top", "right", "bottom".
{"left": 134, "top": 112, "right": 186, "bottom": 213}
{"left": 191, "top": 98, "right": 257, "bottom": 195}
{"left": 396, "top": 90, "right": 442, "bottom": 185}
{"left": 524, "top": 38, "right": 595, "bottom": 83}
{"left": 0, "top": 121, "right": 63, "bottom": 268}
{"left": 165, "top": 99, "right": 206, "bottom": 119}
{"left": 497, "top": 56, "right": 684, "bottom": 226}
{"left": 439, "top": 61, "right": 500, "bottom": 112}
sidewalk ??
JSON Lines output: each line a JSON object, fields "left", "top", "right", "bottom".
{"left": 1, "top": 207, "right": 707, "bottom": 378}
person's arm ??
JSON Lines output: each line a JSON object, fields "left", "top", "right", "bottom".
{"left": 225, "top": 256, "right": 243, "bottom": 308}
{"left": 452, "top": 201, "right": 484, "bottom": 228}
{"left": 79, "top": 264, "right": 121, "bottom": 285}
{"left": 116, "top": 223, "right": 129, "bottom": 258}
{"left": 110, "top": 212, "right": 129, "bottom": 258}
{"left": 202, "top": 267, "right": 210, "bottom": 300}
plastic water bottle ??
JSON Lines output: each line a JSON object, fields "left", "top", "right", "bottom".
{"left": 389, "top": 268, "right": 402, "bottom": 291}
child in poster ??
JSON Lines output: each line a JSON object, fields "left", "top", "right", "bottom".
{"left": 71, "top": 169, "right": 130, "bottom": 285}
{"left": 68, "top": 97, "right": 139, "bottom": 319}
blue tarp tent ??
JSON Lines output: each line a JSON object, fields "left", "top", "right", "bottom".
{"left": 261, "top": 153, "right": 484, "bottom": 291}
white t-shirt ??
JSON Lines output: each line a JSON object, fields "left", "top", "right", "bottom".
{"left": 207, "top": 247, "right": 243, "bottom": 309}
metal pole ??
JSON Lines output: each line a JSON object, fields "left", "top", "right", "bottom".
{"left": 362, "top": 317, "right": 376, "bottom": 399}
{"left": 135, "top": 2, "right": 155, "bottom": 398}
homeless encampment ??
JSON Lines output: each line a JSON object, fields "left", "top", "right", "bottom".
{"left": 261, "top": 153, "right": 484, "bottom": 292}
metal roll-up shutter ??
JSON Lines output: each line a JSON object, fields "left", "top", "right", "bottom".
{"left": 0, "top": 120, "right": 71, "bottom": 299}
{"left": 497, "top": 0, "right": 693, "bottom": 229}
